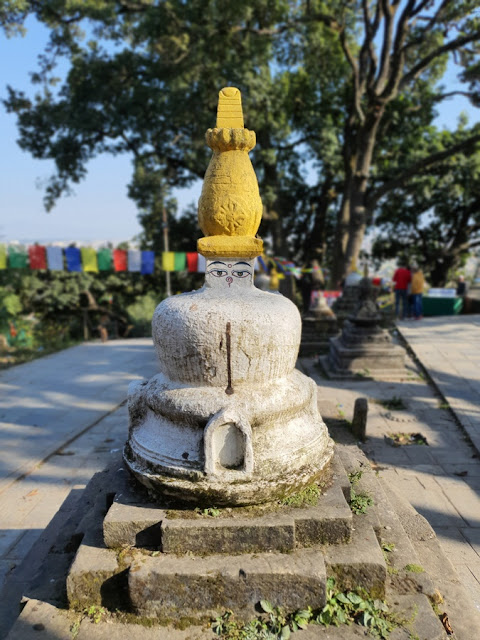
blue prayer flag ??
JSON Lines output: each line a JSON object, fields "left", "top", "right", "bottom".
{"left": 141, "top": 251, "right": 155, "bottom": 275}
{"left": 65, "top": 247, "right": 82, "bottom": 272}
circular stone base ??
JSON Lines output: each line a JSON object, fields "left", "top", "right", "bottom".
{"left": 124, "top": 370, "right": 334, "bottom": 506}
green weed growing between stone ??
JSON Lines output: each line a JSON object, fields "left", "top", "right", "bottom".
{"left": 317, "top": 577, "right": 400, "bottom": 638}
{"left": 212, "top": 579, "right": 404, "bottom": 639}
{"left": 212, "top": 601, "right": 312, "bottom": 639}
{"left": 348, "top": 470, "right": 374, "bottom": 514}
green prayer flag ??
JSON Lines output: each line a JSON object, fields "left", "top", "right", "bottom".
{"left": 174, "top": 252, "right": 186, "bottom": 271}
{"left": 97, "top": 248, "right": 113, "bottom": 271}
{"left": 8, "top": 247, "right": 28, "bottom": 269}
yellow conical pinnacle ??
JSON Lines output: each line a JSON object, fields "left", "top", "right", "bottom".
{"left": 216, "top": 87, "right": 244, "bottom": 128}
{"left": 197, "top": 87, "right": 264, "bottom": 259}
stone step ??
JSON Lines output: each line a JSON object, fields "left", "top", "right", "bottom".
{"left": 128, "top": 548, "right": 327, "bottom": 620}
{"left": 102, "top": 453, "right": 353, "bottom": 555}
{"left": 336, "top": 445, "right": 437, "bottom": 598}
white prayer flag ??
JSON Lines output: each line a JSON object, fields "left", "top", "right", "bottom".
{"left": 128, "top": 250, "right": 142, "bottom": 272}
{"left": 46, "top": 246, "right": 64, "bottom": 271}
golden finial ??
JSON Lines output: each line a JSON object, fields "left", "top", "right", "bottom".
{"left": 197, "top": 87, "right": 263, "bottom": 259}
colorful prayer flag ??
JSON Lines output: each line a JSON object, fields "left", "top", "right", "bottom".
{"left": 186, "top": 252, "right": 198, "bottom": 273}
{"left": 141, "top": 251, "right": 155, "bottom": 275}
{"left": 81, "top": 248, "right": 98, "bottom": 272}
{"left": 28, "top": 245, "right": 47, "bottom": 269}
{"left": 174, "top": 252, "right": 186, "bottom": 271}
{"left": 65, "top": 247, "right": 82, "bottom": 272}
{"left": 162, "top": 251, "right": 175, "bottom": 271}
{"left": 97, "top": 248, "right": 112, "bottom": 271}
{"left": 257, "top": 256, "right": 268, "bottom": 273}
{"left": 8, "top": 246, "right": 28, "bottom": 269}
{"left": 46, "top": 246, "right": 64, "bottom": 271}
{"left": 128, "top": 250, "right": 142, "bottom": 272}
{"left": 0, "top": 244, "right": 6, "bottom": 270}
{"left": 113, "top": 249, "right": 127, "bottom": 272}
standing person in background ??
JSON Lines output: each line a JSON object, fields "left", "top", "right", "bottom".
{"left": 456, "top": 275, "right": 467, "bottom": 296}
{"left": 410, "top": 265, "right": 424, "bottom": 320}
{"left": 392, "top": 261, "right": 411, "bottom": 320}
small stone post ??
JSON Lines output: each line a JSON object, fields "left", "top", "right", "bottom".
{"left": 352, "top": 397, "right": 368, "bottom": 442}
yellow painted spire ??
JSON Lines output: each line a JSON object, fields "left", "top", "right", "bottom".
{"left": 216, "top": 86, "right": 244, "bottom": 128}
{"left": 197, "top": 87, "right": 263, "bottom": 259}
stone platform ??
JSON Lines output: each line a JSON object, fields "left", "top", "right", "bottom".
{"left": 5, "top": 444, "right": 458, "bottom": 639}
{"left": 299, "top": 316, "right": 339, "bottom": 357}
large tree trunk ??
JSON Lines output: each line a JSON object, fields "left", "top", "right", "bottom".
{"left": 332, "top": 109, "right": 384, "bottom": 286}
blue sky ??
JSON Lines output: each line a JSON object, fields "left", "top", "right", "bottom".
{"left": 1, "top": 16, "right": 479, "bottom": 245}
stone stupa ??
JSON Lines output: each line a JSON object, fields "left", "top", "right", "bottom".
{"left": 124, "top": 87, "right": 334, "bottom": 506}
{"left": 322, "top": 276, "right": 406, "bottom": 379}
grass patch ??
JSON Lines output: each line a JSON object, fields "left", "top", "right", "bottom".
{"left": 375, "top": 396, "right": 406, "bottom": 411}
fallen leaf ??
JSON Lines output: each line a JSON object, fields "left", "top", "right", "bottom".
{"left": 440, "top": 612, "right": 453, "bottom": 635}
{"left": 24, "top": 489, "right": 39, "bottom": 499}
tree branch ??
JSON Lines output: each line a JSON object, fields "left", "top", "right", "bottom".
{"left": 368, "top": 132, "right": 480, "bottom": 207}
{"left": 400, "top": 29, "right": 480, "bottom": 89}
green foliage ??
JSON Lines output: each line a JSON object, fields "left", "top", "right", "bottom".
{"left": 350, "top": 488, "right": 374, "bottom": 515}
{"left": 4, "top": 1, "right": 480, "bottom": 280}
{"left": 126, "top": 293, "right": 158, "bottom": 337}
{"left": 195, "top": 507, "right": 221, "bottom": 518}
{"left": 212, "top": 601, "right": 313, "bottom": 639}
{"left": 348, "top": 470, "right": 373, "bottom": 515}
{"left": 348, "top": 470, "right": 363, "bottom": 485}
{"left": 83, "top": 605, "right": 107, "bottom": 624}
{"left": 317, "top": 578, "right": 397, "bottom": 639}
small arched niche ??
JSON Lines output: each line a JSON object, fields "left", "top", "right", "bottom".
{"left": 204, "top": 411, "right": 253, "bottom": 477}
{"left": 214, "top": 422, "right": 244, "bottom": 470}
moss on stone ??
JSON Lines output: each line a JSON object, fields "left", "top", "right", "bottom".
{"left": 404, "top": 564, "right": 424, "bottom": 573}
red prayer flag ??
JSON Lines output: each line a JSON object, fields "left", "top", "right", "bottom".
{"left": 186, "top": 252, "right": 199, "bottom": 273}
{"left": 28, "top": 245, "right": 47, "bottom": 269}
{"left": 113, "top": 249, "right": 127, "bottom": 272}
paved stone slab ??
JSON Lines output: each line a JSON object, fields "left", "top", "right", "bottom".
{"left": 0, "top": 339, "right": 158, "bottom": 494}
{"left": 128, "top": 548, "right": 327, "bottom": 620}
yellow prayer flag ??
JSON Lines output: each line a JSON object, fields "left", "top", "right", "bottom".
{"left": 162, "top": 252, "right": 175, "bottom": 272}
{"left": 0, "top": 244, "right": 6, "bottom": 269}
{"left": 81, "top": 248, "right": 98, "bottom": 273}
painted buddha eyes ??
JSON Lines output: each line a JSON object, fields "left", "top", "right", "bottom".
{"left": 209, "top": 269, "right": 228, "bottom": 278}
{"left": 207, "top": 261, "right": 252, "bottom": 280}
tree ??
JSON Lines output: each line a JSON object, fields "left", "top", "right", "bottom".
{"left": 3, "top": 1, "right": 480, "bottom": 284}
{"left": 297, "top": 0, "right": 480, "bottom": 284}
{"left": 371, "top": 122, "right": 480, "bottom": 285}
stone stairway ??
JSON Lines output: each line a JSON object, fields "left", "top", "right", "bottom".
{"left": 61, "top": 447, "right": 447, "bottom": 637}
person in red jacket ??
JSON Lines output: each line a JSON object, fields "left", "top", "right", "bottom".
{"left": 392, "top": 262, "right": 411, "bottom": 320}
